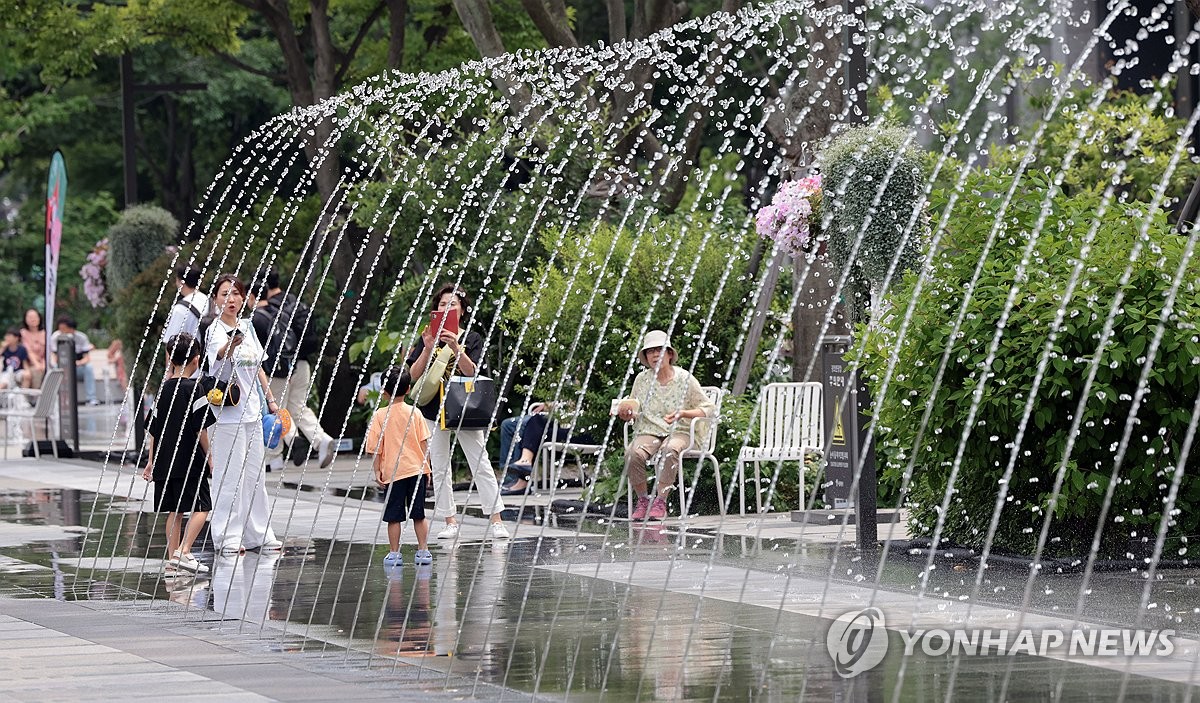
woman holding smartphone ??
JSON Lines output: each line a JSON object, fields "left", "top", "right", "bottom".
{"left": 406, "top": 283, "right": 508, "bottom": 540}
{"left": 204, "top": 273, "right": 283, "bottom": 555}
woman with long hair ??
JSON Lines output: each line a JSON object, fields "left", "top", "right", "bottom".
{"left": 19, "top": 308, "right": 45, "bottom": 388}
{"left": 204, "top": 274, "right": 283, "bottom": 555}
{"left": 406, "top": 283, "right": 508, "bottom": 540}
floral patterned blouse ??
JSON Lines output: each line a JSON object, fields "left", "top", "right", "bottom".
{"left": 628, "top": 366, "right": 716, "bottom": 439}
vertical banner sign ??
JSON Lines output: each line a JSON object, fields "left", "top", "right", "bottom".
{"left": 45, "top": 152, "right": 67, "bottom": 368}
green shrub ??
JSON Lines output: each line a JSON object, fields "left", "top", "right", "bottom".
{"left": 821, "top": 125, "right": 928, "bottom": 320}
{"left": 854, "top": 167, "right": 1200, "bottom": 558}
{"left": 111, "top": 251, "right": 177, "bottom": 394}
{"left": 107, "top": 205, "right": 178, "bottom": 294}
{"left": 502, "top": 211, "right": 755, "bottom": 433}
{"left": 990, "top": 82, "right": 1200, "bottom": 206}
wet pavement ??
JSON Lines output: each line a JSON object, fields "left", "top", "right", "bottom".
{"left": 1, "top": 450, "right": 1200, "bottom": 700}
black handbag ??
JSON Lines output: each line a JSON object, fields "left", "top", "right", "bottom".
{"left": 439, "top": 375, "right": 497, "bottom": 430}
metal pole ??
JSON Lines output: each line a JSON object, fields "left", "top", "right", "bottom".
{"left": 846, "top": 0, "right": 869, "bottom": 125}
{"left": 855, "top": 380, "right": 878, "bottom": 550}
{"left": 56, "top": 337, "right": 79, "bottom": 454}
{"left": 120, "top": 53, "right": 138, "bottom": 208}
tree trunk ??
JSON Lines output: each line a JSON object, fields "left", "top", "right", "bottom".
{"left": 386, "top": 0, "right": 408, "bottom": 70}
{"left": 784, "top": 0, "right": 848, "bottom": 381}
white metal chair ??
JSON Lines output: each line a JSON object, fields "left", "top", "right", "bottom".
{"left": 529, "top": 409, "right": 605, "bottom": 491}
{"left": 623, "top": 386, "right": 725, "bottom": 520}
{"left": 736, "top": 381, "right": 822, "bottom": 514}
{"left": 0, "top": 368, "right": 64, "bottom": 459}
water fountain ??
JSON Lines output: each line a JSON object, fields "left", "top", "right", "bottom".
{"left": 2, "top": 0, "right": 1190, "bottom": 699}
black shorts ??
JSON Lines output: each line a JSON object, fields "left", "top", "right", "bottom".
{"left": 382, "top": 474, "right": 427, "bottom": 523}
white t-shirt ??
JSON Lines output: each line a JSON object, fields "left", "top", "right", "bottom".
{"left": 163, "top": 290, "right": 210, "bottom": 342}
{"left": 49, "top": 330, "right": 92, "bottom": 364}
{"left": 205, "top": 318, "right": 264, "bottom": 424}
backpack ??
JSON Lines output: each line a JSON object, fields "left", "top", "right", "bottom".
{"left": 255, "top": 295, "right": 300, "bottom": 378}
{"left": 291, "top": 297, "right": 319, "bottom": 361}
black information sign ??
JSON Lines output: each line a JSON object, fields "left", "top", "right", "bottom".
{"left": 821, "top": 336, "right": 856, "bottom": 508}
{"left": 820, "top": 335, "right": 878, "bottom": 548}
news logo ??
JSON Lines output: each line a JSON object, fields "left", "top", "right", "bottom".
{"left": 827, "top": 607, "right": 889, "bottom": 678}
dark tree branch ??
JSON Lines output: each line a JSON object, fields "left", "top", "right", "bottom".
{"left": 518, "top": 0, "right": 578, "bottom": 48}
{"left": 606, "top": 0, "right": 626, "bottom": 43}
{"left": 386, "top": 0, "right": 408, "bottom": 70}
{"left": 334, "top": 0, "right": 387, "bottom": 84}
{"left": 211, "top": 49, "right": 287, "bottom": 81}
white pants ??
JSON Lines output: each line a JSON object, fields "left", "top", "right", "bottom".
{"left": 425, "top": 418, "right": 504, "bottom": 520}
{"left": 208, "top": 421, "right": 278, "bottom": 550}
{"left": 266, "top": 360, "right": 332, "bottom": 462}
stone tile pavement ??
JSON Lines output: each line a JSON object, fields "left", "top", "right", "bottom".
{"left": 0, "top": 597, "right": 493, "bottom": 702}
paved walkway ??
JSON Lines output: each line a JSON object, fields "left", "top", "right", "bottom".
{"left": 2, "top": 454, "right": 1199, "bottom": 700}
{"left": 0, "top": 596, "right": 514, "bottom": 702}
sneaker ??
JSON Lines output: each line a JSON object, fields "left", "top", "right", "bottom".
{"left": 413, "top": 549, "right": 433, "bottom": 565}
{"left": 318, "top": 438, "right": 336, "bottom": 468}
{"left": 257, "top": 537, "right": 283, "bottom": 552}
{"left": 382, "top": 551, "right": 403, "bottom": 566}
{"left": 219, "top": 542, "right": 246, "bottom": 556}
{"left": 648, "top": 496, "right": 668, "bottom": 520}
{"left": 487, "top": 522, "right": 510, "bottom": 540}
{"left": 436, "top": 522, "right": 460, "bottom": 540}
{"left": 631, "top": 496, "right": 650, "bottom": 521}
{"left": 171, "top": 550, "right": 209, "bottom": 574}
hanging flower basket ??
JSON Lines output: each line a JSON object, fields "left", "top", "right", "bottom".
{"left": 81, "top": 238, "right": 110, "bottom": 308}
{"left": 755, "top": 174, "right": 822, "bottom": 255}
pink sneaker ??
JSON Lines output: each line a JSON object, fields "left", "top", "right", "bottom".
{"left": 648, "top": 496, "right": 668, "bottom": 520}
{"left": 631, "top": 496, "right": 650, "bottom": 520}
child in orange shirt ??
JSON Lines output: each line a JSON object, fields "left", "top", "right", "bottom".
{"left": 365, "top": 366, "right": 432, "bottom": 567}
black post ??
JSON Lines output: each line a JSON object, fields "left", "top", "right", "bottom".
{"left": 56, "top": 337, "right": 79, "bottom": 454}
{"left": 855, "top": 381, "right": 878, "bottom": 550}
{"left": 846, "top": 0, "right": 869, "bottom": 125}
{"left": 120, "top": 53, "right": 138, "bottom": 208}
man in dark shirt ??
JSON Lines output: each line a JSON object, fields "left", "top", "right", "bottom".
{"left": 248, "top": 268, "right": 336, "bottom": 471}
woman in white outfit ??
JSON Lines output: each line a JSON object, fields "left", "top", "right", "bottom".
{"left": 406, "top": 283, "right": 508, "bottom": 540}
{"left": 205, "top": 273, "right": 283, "bottom": 555}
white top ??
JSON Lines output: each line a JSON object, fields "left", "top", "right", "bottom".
{"left": 163, "top": 290, "right": 210, "bottom": 342}
{"left": 205, "top": 317, "right": 264, "bottom": 424}
{"left": 49, "top": 330, "right": 93, "bottom": 359}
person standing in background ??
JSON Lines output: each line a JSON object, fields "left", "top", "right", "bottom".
{"left": 248, "top": 268, "right": 336, "bottom": 472}
{"left": 162, "top": 266, "right": 210, "bottom": 373}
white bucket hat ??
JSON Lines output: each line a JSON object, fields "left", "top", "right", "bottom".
{"left": 638, "top": 329, "right": 677, "bottom": 367}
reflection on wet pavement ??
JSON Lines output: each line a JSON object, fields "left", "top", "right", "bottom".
{"left": 2, "top": 486, "right": 1200, "bottom": 701}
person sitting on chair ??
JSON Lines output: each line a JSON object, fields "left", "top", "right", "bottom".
{"left": 614, "top": 329, "right": 715, "bottom": 521}
{"left": 498, "top": 402, "right": 594, "bottom": 495}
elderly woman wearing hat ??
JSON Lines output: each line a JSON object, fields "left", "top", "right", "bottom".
{"left": 615, "top": 329, "right": 716, "bottom": 520}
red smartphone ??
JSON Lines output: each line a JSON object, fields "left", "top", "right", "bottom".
{"left": 429, "top": 308, "right": 459, "bottom": 337}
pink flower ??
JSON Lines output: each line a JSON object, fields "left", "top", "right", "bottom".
{"left": 80, "top": 238, "right": 110, "bottom": 308}
{"left": 756, "top": 175, "right": 822, "bottom": 253}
